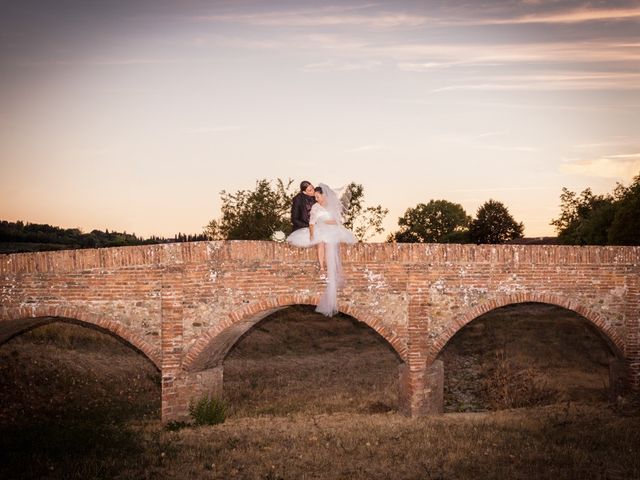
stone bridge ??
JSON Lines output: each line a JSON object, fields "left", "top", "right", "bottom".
{"left": 1, "top": 241, "right": 638, "bottom": 421}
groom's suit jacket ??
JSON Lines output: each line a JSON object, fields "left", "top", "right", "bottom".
{"left": 291, "top": 193, "right": 316, "bottom": 231}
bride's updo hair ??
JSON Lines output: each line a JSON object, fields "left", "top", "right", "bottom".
{"left": 314, "top": 186, "right": 323, "bottom": 194}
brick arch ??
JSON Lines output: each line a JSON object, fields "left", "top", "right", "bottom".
{"left": 183, "top": 294, "right": 407, "bottom": 373}
{"left": 428, "top": 292, "right": 626, "bottom": 363}
{"left": 0, "top": 305, "right": 162, "bottom": 369}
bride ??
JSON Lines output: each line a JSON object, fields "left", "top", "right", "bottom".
{"left": 287, "top": 183, "right": 356, "bottom": 316}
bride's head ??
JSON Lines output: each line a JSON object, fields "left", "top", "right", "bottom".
{"left": 314, "top": 186, "right": 325, "bottom": 204}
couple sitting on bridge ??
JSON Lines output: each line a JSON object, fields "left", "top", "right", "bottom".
{"left": 287, "top": 181, "right": 357, "bottom": 317}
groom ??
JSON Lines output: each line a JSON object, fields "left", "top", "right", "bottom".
{"left": 291, "top": 180, "right": 316, "bottom": 231}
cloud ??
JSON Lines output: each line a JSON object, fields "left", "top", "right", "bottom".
{"left": 472, "top": 6, "right": 640, "bottom": 25}
{"left": 473, "top": 131, "right": 509, "bottom": 140}
{"left": 302, "top": 59, "right": 382, "bottom": 72}
{"left": 560, "top": 153, "right": 640, "bottom": 178}
{"left": 397, "top": 61, "right": 456, "bottom": 71}
{"left": 19, "top": 57, "right": 196, "bottom": 67}
{"left": 186, "top": 126, "right": 247, "bottom": 134}
{"left": 344, "top": 144, "right": 386, "bottom": 153}
{"left": 430, "top": 71, "right": 640, "bottom": 92}
{"left": 193, "top": 4, "right": 640, "bottom": 29}
{"left": 391, "top": 41, "right": 640, "bottom": 66}
{"left": 194, "top": 5, "right": 428, "bottom": 29}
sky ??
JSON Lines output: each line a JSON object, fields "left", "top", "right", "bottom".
{"left": 1, "top": 0, "right": 639, "bottom": 240}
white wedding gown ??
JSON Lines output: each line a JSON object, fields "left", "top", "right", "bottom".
{"left": 287, "top": 203, "right": 356, "bottom": 247}
{"left": 287, "top": 200, "right": 356, "bottom": 317}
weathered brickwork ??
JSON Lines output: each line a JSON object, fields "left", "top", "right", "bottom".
{"left": 1, "top": 241, "right": 638, "bottom": 421}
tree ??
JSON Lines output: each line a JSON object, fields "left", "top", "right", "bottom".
{"left": 389, "top": 200, "right": 471, "bottom": 243}
{"left": 608, "top": 174, "right": 640, "bottom": 245}
{"left": 204, "top": 179, "right": 296, "bottom": 240}
{"left": 549, "top": 174, "right": 640, "bottom": 245}
{"left": 469, "top": 199, "right": 524, "bottom": 244}
{"left": 342, "top": 182, "right": 389, "bottom": 242}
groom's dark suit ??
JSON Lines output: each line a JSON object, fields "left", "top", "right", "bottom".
{"left": 291, "top": 192, "right": 316, "bottom": 231}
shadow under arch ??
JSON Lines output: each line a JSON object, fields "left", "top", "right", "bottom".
{"left": 183, "top": 294, "right": 406, "bottom": 373}
{"left": 428, "top": 292, "right": 626, "bottom": 363}
{"left": 0, "top": 305, "right": 162, "bottom": 370}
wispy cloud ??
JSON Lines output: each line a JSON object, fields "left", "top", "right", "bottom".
{"left": 473, "top": 131, "right": 509, "bottom": 140}
{"left": 469, "top": 7, "right": 640, "bottom": 26}
{"left": 194, "top": 4, "right": 428, "bottom": 29}
{"left": 193, "top": 4, "right": 640, "bottom": 29}
{"left": 449, "top": 186, "right": 554, "bottom": 193}
{"left": 344, "top": 144, "right": 387, "bottom": 153}
{"left": 572, "top": 137, "right": 636, "bottom": 150}
{"left": 185, "top": 126, "right": 247, "bottom": 134}
{"left": 560, "top": 153, "right": 640, "bottom": 178}
{"left": 302, "top": 59, "right": 382, "bottom": 72}
{"left": 19, "top": 57, "right": 195, "bottom": 67}
{"left": 430, "top": 71, "right": 640, "bottom": 92}
{"left": 391, "top": 42, "right": 640, "bottom": 66}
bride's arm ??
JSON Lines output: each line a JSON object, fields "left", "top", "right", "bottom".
{"left": 309, "top": 204, "right": 318, "bottom": 240}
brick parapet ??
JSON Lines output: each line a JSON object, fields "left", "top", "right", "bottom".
{"left": 2, "top": 242, "right": 639, "bottom": 274}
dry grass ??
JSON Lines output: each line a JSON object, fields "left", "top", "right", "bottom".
{"left": 1, "top": 304, "right": 638, "bottom": 479}
{"left": 223, "top": 306, "right": 400, "bottom": 417}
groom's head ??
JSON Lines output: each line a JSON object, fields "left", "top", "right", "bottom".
{"left": 300, "top": 180, "right": 315, "bottom": 196}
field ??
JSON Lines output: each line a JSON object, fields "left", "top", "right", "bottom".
{"left": 1, "top": 303, "right": 639, "bottom": 479}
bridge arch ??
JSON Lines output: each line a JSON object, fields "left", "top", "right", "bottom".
{"left": 428, "top": 292, "right": 626, "bottom": 363}
{"left": 183, "top": 294, "right": 406, "bottom": 373}
{"left": 0, "top": 305, "right": 162, "bottom": 369}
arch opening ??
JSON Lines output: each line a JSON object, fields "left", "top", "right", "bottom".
{"left": 0, "top": 319, "right": 161, "bottom": 427}
{"left": 190, "top": 305, "right": 403, "bottom": 418}
{"left": 183, "top": 296, "right": 406, "bottom": 374}
{"left": 0, "top": 316, "right": 160, "bottom": 371}
{"left": 435, "top": 302, "right": 624, "bottom": 413}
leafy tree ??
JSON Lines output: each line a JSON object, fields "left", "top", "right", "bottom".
{"left": 204, "top": 179, "right": 297, "bottom": 240}
{"left": 608, "top": 174, "right": 640, "bottom": 245}
{"left": 389, "top": 200, "right": 471, "bottom": 243}
{"left": 550, "top": 174, "right": 640, "bottom": 245}
{"left": 342, "top": 182, "right": 389, "bottom": 242}
{"left": 550, "top": 187, "right": 615, "bottom": 245}
{"left": 469, "top": 199, "right": 524, "bottom": 244}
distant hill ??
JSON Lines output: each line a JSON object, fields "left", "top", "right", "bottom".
{"left": 0, "top": 220, "right": 207, "bottom": 254}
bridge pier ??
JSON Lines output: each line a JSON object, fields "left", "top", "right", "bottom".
{"left": 399, "top": 360, "right": 444, "bottom": 416}
{"left": 162, "top": 367, "right": 224, "bottom": 423}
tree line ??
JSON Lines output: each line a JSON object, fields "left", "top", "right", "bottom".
{"left": 204, "top": 179, "right": 524, "bottom": 244}
{"left": 204, "top": 174, "right": 639, "bottom": 246}
{"left": 0, "top": 220, "right": 206, "bottom": 254}
{"left": 2, "top": 173, "right": 638, "bottom": 253}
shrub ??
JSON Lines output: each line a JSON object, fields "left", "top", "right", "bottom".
{"left": 189, "top": 394, "right": 227, "bottom": 425}
{"left": 482, "top": 350, "right": 556, "bottom": 410}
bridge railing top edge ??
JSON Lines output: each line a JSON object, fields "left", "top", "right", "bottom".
{"left": 1, "top": 241, "right": 639, "bottom": 274}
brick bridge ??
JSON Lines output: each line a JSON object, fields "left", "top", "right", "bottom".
{"left": 1, "top": 242, "right": 638, "bottom": 421}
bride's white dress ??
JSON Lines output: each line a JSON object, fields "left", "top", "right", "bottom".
{"left": 287, "top": 203, "right": 356, "bottom": 247}
{"left": 286, "top": 191, "right": 356, "bottom": 317}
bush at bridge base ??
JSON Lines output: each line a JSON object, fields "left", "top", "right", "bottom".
{"left": 188, "top": 393, "right": 227, "bottom": 425}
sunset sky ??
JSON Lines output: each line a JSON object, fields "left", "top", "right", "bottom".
{"left": 1, "top": 0, "right": 639, "bottom": 240}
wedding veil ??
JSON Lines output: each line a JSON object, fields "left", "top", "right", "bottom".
{"left": 317, "top": 183, "right": 345, "bottom": 225}
{"left": 315, "top": 183, "right": 346, "bottom": 317}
